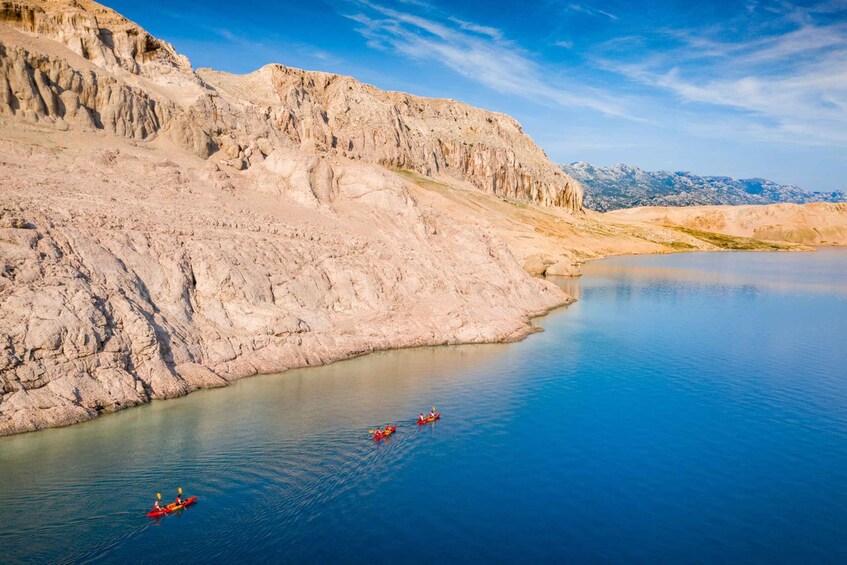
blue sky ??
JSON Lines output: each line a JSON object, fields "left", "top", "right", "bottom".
{"left": 106, "top": 0, "right": 847, "bottom": 191}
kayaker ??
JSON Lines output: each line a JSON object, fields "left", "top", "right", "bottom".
{"left": 385, "top": 424, "right": 392, "bottom": 433}
{"left": 429, "top": 407, "right": 437, "bottom": 419}
{"left": 419, "top": 413, "right": 426, "bottom": 423}
{"left": 153, "top": 500, "right": 163, "bottom": 513}
{"left": 174, "top": 493, "right": 183, "bottom": 505}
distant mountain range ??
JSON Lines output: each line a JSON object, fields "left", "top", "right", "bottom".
{"left": 562, "top": 162, "right": 847, "bottom": 212}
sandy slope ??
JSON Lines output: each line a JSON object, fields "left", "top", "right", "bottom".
{"left": 606, "top": 204, "right": 847, "bottom": 246}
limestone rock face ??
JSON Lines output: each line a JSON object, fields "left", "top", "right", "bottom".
{"left": 0, "top": 0, "right": 193, "bottom": 75}
{"left": 0, "top": 0, "right": 587, "bottom": 436}
{"left": 0, "top": 41, "right": 163, "bottom": 136}
{"left": 0, "top": 0, "right": 582, "bottom": 211}
{"left": 0, "top": 135, "right": 570, "bottom": 435}
{"left": 0, "top": 0, "right": 218, "bottom": 156}
{"left": 522, "top": 254, "right": 552, "bottom": 276}
{"left": 201, "top": 65, "right": 584, "bottom": 212}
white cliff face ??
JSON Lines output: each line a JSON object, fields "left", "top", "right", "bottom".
{"left": 0, "top": 0, "right": 583, "bottom": 212}
{"left": 0, "top": 0, "right": 580, "bottom": 435}
{"left": 0, "top": 3, "right": 217, "bottom": 155}
{"left": 201, "top": 65, "right": 583, "bottom": 210}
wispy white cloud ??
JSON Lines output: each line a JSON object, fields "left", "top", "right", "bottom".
{"left": 447, "top": 16, "right": 504, "bottom": 41}
{"left": 566, "top": 4, "right": 619, "bottom": 21}
{"left": 342, "top": 1, "right": 634, "bottom": 118}
{"left": 339, "top": 0, "right": 845, "bottom": 158}
{"left": 594, "top": 4, "right": 847, "bottom": 145}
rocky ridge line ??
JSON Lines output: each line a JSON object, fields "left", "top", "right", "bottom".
{"left": 564, "top": 161, "right": 844, "bottom": 212}
{"left": 0, "top": 0, "right": 583, "bottom": 211}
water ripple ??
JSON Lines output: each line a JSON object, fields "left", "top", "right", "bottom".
{"left": 1, "top": 250, "right": 846, "bottom": 562}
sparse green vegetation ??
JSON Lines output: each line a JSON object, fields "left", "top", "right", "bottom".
{"left": 395, "top": 169, "right": 429, "bottom": 184}
{"left": 672, "top": 226, "right": 797, "bottom": 251}
{"left": 666, "top": 240, "right": 698, "bottom": 250}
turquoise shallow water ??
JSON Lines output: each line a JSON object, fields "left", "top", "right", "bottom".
{"left": 1, "top": 249, "right": 846, "bottom": 563}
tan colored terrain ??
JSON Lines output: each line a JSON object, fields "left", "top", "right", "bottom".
{"left": 397, "top": 171, "right": 725, "bottom": 274}
{"left": 0, "top": 121, "right": 577, "bottom": 435}
{"left": 0, "top": 0, "right": 837, "bottom": 436}
{"left": 607, "top": 204, "right": 847, "bottom": 247}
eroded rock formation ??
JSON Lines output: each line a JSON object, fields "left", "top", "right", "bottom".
{"left": 198, "top": 65, "right": 583, "bottom": 209}
{"left": 0, "top": 0, "right": 583, "bottom": 211}
{"left": 0, "top": 0, "right": 585, "bottom": 435}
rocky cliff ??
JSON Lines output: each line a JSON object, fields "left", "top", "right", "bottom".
{"left": 0, "top": 129, "right": 571, "bottom": 435}
{"left": 0, "top": 0, "right": 588, "bottom": 435}
{"left": 0, "top": 0, "right": 219, "bottom": 155}
{"left": 199, "top": 65, "right": 583, "bottom": 209}
{"left": 0, "top": 0, "right": 583, "bottom": 211}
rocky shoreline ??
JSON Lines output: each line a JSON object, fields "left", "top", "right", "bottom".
{"left": 0, "top": 122, "right": 573, "bottom": 436}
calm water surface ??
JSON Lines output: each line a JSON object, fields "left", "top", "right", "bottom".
{"left": 2, "top": 250, "right": 846, "bottom": 563}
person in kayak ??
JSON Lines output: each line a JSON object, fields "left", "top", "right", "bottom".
{"left": 152, "top": 500, "right": 163, "bottom": 513}
{"left": 429, "top": 407, "right": 437, "bottom": 419}
{"left": 419, "top": 413, "right": 426, "bottom": 423}
{"left": 174, "top": 493, "right": 183, "bottom": 506}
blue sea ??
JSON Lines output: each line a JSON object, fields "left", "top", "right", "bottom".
{"left": 1, "top": 249, "right": 846, "bottom": 563}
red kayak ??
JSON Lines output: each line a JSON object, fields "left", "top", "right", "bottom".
{"left": 417, "top": 413, "right": 441, "bottom": 425}
{"left": 373, "top": 426, "right": 397, "bottom": 440}
{"left": 146, "top": 496, "right": 197, "bottom": 518}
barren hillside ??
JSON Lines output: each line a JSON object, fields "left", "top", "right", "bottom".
{"left": 607, "top": 204, "right": 847, "bottom": 247}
